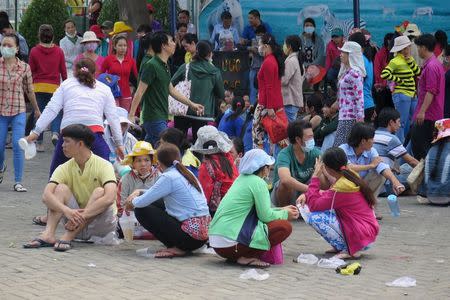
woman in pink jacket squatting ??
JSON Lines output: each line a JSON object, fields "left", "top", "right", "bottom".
{"left": 297, "top": 147, "right": 379, "bottom": 259}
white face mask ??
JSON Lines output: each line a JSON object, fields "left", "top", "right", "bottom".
{"left": 301, "top": 138, "right": 315, "bottom": 152}
{"left": 258, "top": 45, "right": 265, "bottom": 56}
{"left": 66, "top": 31, "right": 77, "bottom": 39}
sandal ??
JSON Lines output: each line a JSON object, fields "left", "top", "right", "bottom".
{"left": 23, "top": 238, "right": 55, "bottom": 249}
{"left": 0, "top": 164, "right": 6, "bottom": 184}
{"left": 13, "top": 183, "right": 27, "bottom": 192}
{"left": 154, "top": 249, "right": 186, "bottom": 259}
{"left": 235, "top": 258, "right": 271, "bottom": 269}
{"left": 32, "top": 216, "right": 47, "bottom": 226}
{"left": 54, "top": 240, "right": 72, "bottom": 252}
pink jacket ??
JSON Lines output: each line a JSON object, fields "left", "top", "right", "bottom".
{"left": 306, "top": 176, "right": 379, "bottom": 255}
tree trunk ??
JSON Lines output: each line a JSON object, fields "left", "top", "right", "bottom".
{"left": 117, "top": 0, "right": 149, "bottom": 38}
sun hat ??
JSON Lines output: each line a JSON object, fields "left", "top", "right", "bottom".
{"left": 306, "top": 64, "right": 326, "bottom": 85}
{"left": 405, "top": 23, "right": 421, "bottom": 37}
{"left": 122, "top": 141, "right": 156, "bottom": 165}
{"left": 432, "top": 119, "right": 450, "bottom": 143}
{"left": 104, "top": 107, "right": 133, "bottom": 126}
{"left": 238, "top": 149, "right": 275, "bottom": 175}
{"left": 89, "top": 25, "right": 105, "bottom": 39}
{"left": 339, "top": 41, "right": 361, "bottom": 53}
{"left": 190, "top": 126, "right": 233, "bottom": 155}
{"left": 18, "top": 138, "right": 36, "bottom": 160}
{"left": 80, "top": 31, "right": 100, "bottom": 44}
{"left": 390, "top": 35, "right": 411, "bottom": 53}
{"left": 331, "top": 28, "right": 344, "bottom": 38}
{"left": 101, "top": 20, "right": 114, "bottom": 30}
{"left": 109, "top": 21, "right": 133, "bottom": 36}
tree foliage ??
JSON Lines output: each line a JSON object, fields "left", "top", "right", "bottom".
{"left": 20, "top": 0, "right": 69, "bottom": 47}
{"left": 98, "top": 0, "right": 120, "bottom": 25}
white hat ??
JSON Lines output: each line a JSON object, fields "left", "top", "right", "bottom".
{"left": 390, "top": 35, "right": 411, "bottom": 53}
{"left": 105, "top": 106, "right": 133, "bottom": 125}
{"left": 190, "top": 126, "right": 233, "bottom": 155}
{"left": 80, "top": 31, "right": 100, "bottom": 44}
{"left": 238, "top": 149, "right": 275, "bottom": 175}
{"left": 338, "top": 41, "right": 362, "bottom": 54}
{"left": 405, "top": 23, "right": 421, "bottom": 38}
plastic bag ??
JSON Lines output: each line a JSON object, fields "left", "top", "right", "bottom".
{"left": 261, "top": 108, "right": 288, "bottom": 144}
{"left": 317, "top": 257, "right": 346, "bottom": 269}
{"left": 294, "top": 254, "right": 319, "bottom": 265}
{"left": 119, "top": 212, "right": 154, "bottom": 241}
{"left": 136, "top": 247, "right": 155, "bottom": 258}
{"left": 239, "top": 269, "right": 270, "bottom": 281}
{"left": 386, "top": 277, "right": 416, "bottom": 287}
{"left": 90, "top": 232, "right": 122, "bottom": 246}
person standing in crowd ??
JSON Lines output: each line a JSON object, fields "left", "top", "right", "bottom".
{"left": 404, "top": 23, "right": 423, "bottom": 67}
{"left": 373, "top": 33, "right": 395, "bottom": 115}
{"left": 88, "top": 0, "right": 102, "bottom": 27}
{"left": 271, "top": 120, "right": 321, "bottom": 207}
{"left": 210, "top": 11, "right": 240, "bottom": 51}
{"left": 252, "top": 33, "right": 285, "bottom": 148}
{"left": 59, "top": 19, "right": 82, "bottom": 77}
{"left": 177, "top": 10, "right": 196, "bottom": 34}
{"left": 0, "top": 12, "right": 29, "bottom": 61}
{"left": 218, "top": 97, "right": 246, "bottom": 139}
{"left": 133, "top": 24, "right": 152, "bottom": 61}
{"left": 74, "top": 31, "right": 105, "bottom": 77}
{"left": 101, "top": 35, "right": 138, "bottom": 111}
{"left": 209, "top": 149, "right": 297, "bottom": 268}
{"left": 282, "top": 35, "right": 305, "bottom": 122}
{"left": 434, "top": 30, "right": 447, "bottom": 62}
{"left": 172, "top": 41, "right": 225, "bottom": 141}
{"left": 129, "top": 31, "right": 204, "bottom": 146}
{"left": 381, "top": 35, "right": 421, "bottom": 143}
{"left": 411, "top": 34, "right": 446, "bottom": 160}
{"left": 125, "top": 143, "right": 210, "bottom": 258}
{"left": 136, "top": 32, "right": 154, "bottom": 74}
{"left": 107, "top": 21, "right": 134, "bottom": 56}
{"left": 90, "top": 24, "right": 109, "bottom": 57}
{"left": 299, "top": 18, "right": 325, "bottom": 68}
{"left": 241, "top": 9, "right": 272, "bottom": 46}
{"left": 171, "top": 23, "right": 188, "bottom": 74}
{"left": 0, "top": 34, "right": 40, "bottom": 192}
{"left": 444, "top": 45, "right": 450, "bottom": 118}
{"left": 324, "top": 28, "right": 344, "bottom": 94}
{"left": 182, "top": 33, "right": 198, "bottom": 64}
{"left": 247, "top": 25, "right": 266, "bottom": 105}
{"left": 333, "top": 41, "right": 365, "bottom": 147}
{"left": 28, "top": 24, "right": 67, "bottom": 150}
{"left": 147, "top": 4, "right": 162, "bottom": 32}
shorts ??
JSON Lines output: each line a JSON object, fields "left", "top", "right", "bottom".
{"left": 62, "top": 196, "right": 117, "bottom": 240}
{"left": 270, "top": 180, "right": 302, "bottom": 206}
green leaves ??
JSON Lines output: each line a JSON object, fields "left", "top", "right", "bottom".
{"left": 98, "top": 0, "right": 120, "bottom": 26}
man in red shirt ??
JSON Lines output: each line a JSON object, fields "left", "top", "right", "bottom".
{"left": 324, "top": 28, "right": 343, "bottom": 94}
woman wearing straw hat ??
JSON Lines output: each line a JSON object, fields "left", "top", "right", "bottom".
{"left": 107, "top": 21, "right": 134, "bottom": 57}
{"left": 74, "top": 31, "right": 105, "bottom": 77}
{"left": 333, "top": 41, "right": 366, "bottom": 147}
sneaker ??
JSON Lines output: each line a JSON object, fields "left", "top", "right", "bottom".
{"left": 51, "top": 132, "right": 59, "bottom": 146}
{"left": 36, "top": 143, "right": 45, "bottom": 152}
{"left": 417, "top": 195, "right": 430, "bottom": 204}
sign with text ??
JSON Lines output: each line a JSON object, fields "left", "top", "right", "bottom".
{"left": 212, "top": 50, "right": 250, "bottom": 96}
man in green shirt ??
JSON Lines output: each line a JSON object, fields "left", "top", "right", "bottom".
{"left": 272, "top": 120, "right": 322, "bottom": 206}
{"left": 129, "top": 31, "right": 204, "bottom": 146}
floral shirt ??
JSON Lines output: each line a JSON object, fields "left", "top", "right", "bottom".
{"left": 338, "top": 68, "right": 364, "bottom": 121}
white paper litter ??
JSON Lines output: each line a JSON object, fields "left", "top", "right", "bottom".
{"left": 317, "top": 257, "right": 346, "bottom": 269}
{"left": 386, "top": 277, "right": 416, "bottom": 287}
{"left": 295, "top": 254, "right": 319, "bottom": 265}
{"left": 89, "top": 232, "right": 122, "bottom": 245}
{"left": 239, "top": 269, "right": 270, "bottom": 281}
{"left": 87, "top": 263, "right": 96, "bottom": 268}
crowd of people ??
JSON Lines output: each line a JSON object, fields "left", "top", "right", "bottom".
{"left": 0, "top": 4, "right": 449, "bottom": 268}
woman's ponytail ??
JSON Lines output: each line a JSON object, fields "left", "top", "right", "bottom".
{"left": 74, "top": 58, "right": 96, "bottom": 88}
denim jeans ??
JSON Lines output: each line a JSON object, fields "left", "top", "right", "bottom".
{"left": 35, "top": 92, "right": 62, "bottom": 142}
{"left": 249, "top": 69, "right": 258, "bottom": 105}
{"left": 392, "top": 93, "right": 417, "bottom": 143}
{"left": 0, "top": 112, "right": 26, "bottom": 182}
{"left": 284, "top": 105, "right": 299, "bottom": 123}
{"left": 143, "top": 120, "right": 168, "bottom": 146}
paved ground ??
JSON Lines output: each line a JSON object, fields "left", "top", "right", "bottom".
{"left": 1, "top": 137, "right": 450, "bottom": 299}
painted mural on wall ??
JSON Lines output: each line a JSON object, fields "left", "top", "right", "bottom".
{"left": 198, "top": 0, "right": 450, "bottom": 46}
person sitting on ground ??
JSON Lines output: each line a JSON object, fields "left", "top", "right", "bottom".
{"left": 271, "top": 120, "right": 321, "bottom": 207}
{"left": 193, "top": 126, "right": 239, "bottom": 216}
{"left": 339, "top": 122, "right": 406, "bottom": 200}
{"left": 230, "top": 137, "right": 244, "bottom": 168}
{"left": 218, "top": 97, "right": 246, "bottom": 139}
{"left": 209, "top": 149, "right": 298, "bottom": 268}
{"left": 117, "top": 141, "right": 159, "bottom": 217}
{"left": 124, "top": 143, "right": 210, "bottom": 258}
{"left": 303, "top": 92, "right": 324, "bottom": 130}
{"left": 297, "top": 147, "right": 379, "bottom": 259}
{"left": 24, "top": 124, "right": 118, "bottom": 251}
{"left": 314, "top": 97, "right": 338, "bottom": 151}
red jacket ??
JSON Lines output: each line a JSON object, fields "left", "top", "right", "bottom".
{"left": 101, "top": 54, "right": 137, "bottom": 98}
{"left": 374, "top": 46, "right": 389, "bottom": 87}
{"left": 29, "top": 44, "right": 67, "bottom": 85}
{"left": 325, "top": 41, "right": 341, "bottom": 71}
{"left": 257, "top": 54, "right": 283, "bottom": 109}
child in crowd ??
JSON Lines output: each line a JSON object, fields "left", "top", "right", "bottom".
{"left": 218, "top": 97, "right": 246, "bottom": 139}
{"left": 303, "top": 92, "right": 323, "bottom": 130}
{"left": 314, "top": 97, "right": 338, "bottom": 151}
{"left": 297, "top": 147, "right": 379, "bottom": 259}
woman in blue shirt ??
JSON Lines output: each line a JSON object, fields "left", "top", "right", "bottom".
{"left": 125, "top": 143, "right": 210, "bottom": 258}
{"left": 218, "top": 97, "right": 246, "bottom": 138}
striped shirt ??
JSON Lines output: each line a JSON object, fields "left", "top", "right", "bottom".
{"left": 373, "top": 128, "right": 407, "bottom": 167}
{"left": 381, "top": 53, "right": 421, "bottom": 98}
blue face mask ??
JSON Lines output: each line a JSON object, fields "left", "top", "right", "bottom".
{"left": 0, "top": 46, "right": 16, "bottom": 58}
{"left": 304, "top": 26, "right": 315, "bottom": 34}
{"left": 302, "top": 138, "right": 315, "bottom": 152}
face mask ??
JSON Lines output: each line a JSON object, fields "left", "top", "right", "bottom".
{"left": 0, "top": 46, "right": 16, "bottom": 58}
{"left": 282, "top": 44, "right": 289, "bottom": 55}
{"left": 84, "top": 42, "right": 98, "bottom": 52}
{"left": 304, "top": 26, "right": 315, "bottom": 34}
{"left": 301, "top": 138, "right": 315, "bottom": 152}
{"left": 66, "top": 31, "right": 77, "bottom": 38}
{"left": 258, "top": 45, "right": 265, "bottom": 56}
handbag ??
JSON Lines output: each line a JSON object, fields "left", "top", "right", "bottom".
{"left": 261, "top": 108, "right": 288, "bottom": 144}
{"left": 407, "top": 159, "right": 425, "bottom": 193}
{"left": 168, "top": 63, "right": 190, "bottom": 116}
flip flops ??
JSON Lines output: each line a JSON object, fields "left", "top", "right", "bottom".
{"left": 154, "top": 249, "right": 187, "bottom": 259}
{"left": 32, "top": 216, "right": 47, "bottom": 226}
{"left": 23, "top": 238, "right": 55, "bottom": 249}
{"left": 54, "top": 240, "right": 72, "bottom": 252}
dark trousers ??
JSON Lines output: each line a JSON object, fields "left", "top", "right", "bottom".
{"left": 411, "top": 120, "right": 435, "bottom": 160}
{"left": 174, "top": 116, "right": 208, "bottom": 142}
{"left": 134, "top": 202, "right": 206, "bottom": 252}
{"left": 213, "top": 220, "right": 292, "bottom": 261}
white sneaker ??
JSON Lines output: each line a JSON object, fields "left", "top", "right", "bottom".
{"left": 417, "top": 195, "right": 430, "bottom": 204}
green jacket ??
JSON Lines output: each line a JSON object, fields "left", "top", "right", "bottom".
{"left": 314, "top": 114, "right": 338, "bottom": 141}
{"left": 208, "top": 174, "right": 288, "bottom": 250}
{"left": 172, "top": 60, "right": 225, "bottom": 118}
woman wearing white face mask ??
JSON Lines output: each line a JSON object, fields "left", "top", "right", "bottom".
{"left": 299, "top": 18, "right": 325, "bottom": 68}
{"left": 59, "top": 19, "right": 82, "bottom": 77}
{"left": 74, "top": 31, "right": 105, "bottom": 77}
{"left": 0, "top": 34, "right": 40, "bottom": 192}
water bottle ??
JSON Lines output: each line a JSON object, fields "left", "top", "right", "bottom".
{"left": 387, "top": 194, "right": 400, "bottom": 217}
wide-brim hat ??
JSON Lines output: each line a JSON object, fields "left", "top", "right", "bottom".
{"left": 238, "top": 149, "right": 275, "bottom": 175}
{"left": 432, "top": 118, "right": 450, "bottom": 143}
{"left": 80, "top": 31, "right": 100, "bottom": 43}
{"left": 405, "top": 23, "right": 421, "bottom": 37}
{"left": 339, "top": 41, "right": 361, "bottom": 54}
{"left": 90, "top": 25, "right": 105, "bottom": 39}
{"left": 105, "top": 106, "right": 133, "bottom": 126}
{"left": 122, "top": 141, "right": 157, "bottom": 165}
{"left": 307, "top": 65, "right": 326, "bottom": 85}
{"left": 190, "top": 125, "right": 233, "bottom": 155}
{"left": 110, "top": 21, "right": 133, "bottom": 36}
{"left": 390, "top": 35, "right": 411, "bottom": 53}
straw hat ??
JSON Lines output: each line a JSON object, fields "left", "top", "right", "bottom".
{"left": 80, "top": 31, "right": 100, "bottom": 44}
{"left": 190, "top": 126, "right": 233, "bottom": 155}
{"left": 432, "top": 119, "right": 450, "bottom": 143}
{"left": 109, "top": 21, "right": 133, "bottom": 36}
{"left": 390, "top": 36, "right": 411, "bottom": 53}
{"left": 122, "top": 141, "right": 157, "bottom": 165}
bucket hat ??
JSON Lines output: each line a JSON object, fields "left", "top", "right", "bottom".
{"left": 110, "top": 21, "right": 133, "bottom": 36}
{"left": 390, "top": 36, "right": 411, "bottom": 53}
{"left": 80, "top": 31, "right": 100, "bottom": 44}
{"left": 190, "top": 126, "right": 232, "bottom": 155}
{"left": 122, "top": 141, "right": 156, "bottom": 165}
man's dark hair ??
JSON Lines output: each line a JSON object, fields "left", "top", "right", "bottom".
{"left": 221, "top": 11, "right": 232, "bottom": 20}
{"left": 287, "top": 119, "right": 312, "bottom": 144}
{"left": 151, "top": 31, "right": 171, "bottom": 54}
{"left": 39, "top": 24, "right": 54, "bottom": 44}
{"left": 248, "top": 9, "right": 260, "bottom": 19}
{"left": 61, "top": 124, "right": 95, "bottom": 148}
{"left": 63, "top": 19, "right": 75, "bottom": 28}
{"left": 414, "top": 34, "right": 436, "bottom": 52}
{"left": 232, "top": 137, "right": 244, "bottom": 155}
{"left": 182, "top": 33, "right": 198, "bottom": 45}
{"left": 137, "top": 24, "right": 152, "bottom": 34}
{"left": 377, "top": 107, "right": 401, "bottom": 128}
{"left": 176, "top": 22, "right": 187, "bottom": 31}
{"left": 348, "top": 122, "right": 375, "bottom": 148}
{"left": 255, "top": 24, "right": 266, "bottom": 35}
{"left": 178, "top": 10, "right": 190, "bottom": 17}
{"left": 306, "top": 92, "right": 324, "bottom": 114}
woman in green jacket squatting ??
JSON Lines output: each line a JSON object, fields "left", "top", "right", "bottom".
{"left": 209, "top": 149, "right": 299, "bottom": 268}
